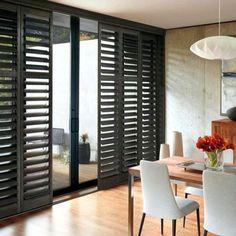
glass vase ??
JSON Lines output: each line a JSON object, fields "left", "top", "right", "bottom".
{"left": 205, "top": 151, "right": 223, "bottom": 170}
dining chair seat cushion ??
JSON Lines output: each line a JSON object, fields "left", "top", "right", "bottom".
{"left": 175, "top": 197, "right": 199, "bottom": 216}
{"left": 171, "top": 179, "right": 186, "bottom": 186}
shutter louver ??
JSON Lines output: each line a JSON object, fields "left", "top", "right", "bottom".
{"left": 21, "top": 8, "right": 52, "bottom": 211}
{"left": 0, "top": 5, "right": 18, "bottom": 218}
{"left": 122, "top": 32, "right": 140, "bottom": 171}
{"left": 98, "top": 25, "right": 122, "bottom": 188}
{"left": 141, "top": 35, "right": 157, "bottom": 160}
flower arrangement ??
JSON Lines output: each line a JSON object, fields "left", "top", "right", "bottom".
{"left": 196, "top": 133, "right": 234, "bottom": 169}
{"left": 80, "top": 132, "right": 88, "bottom": 143}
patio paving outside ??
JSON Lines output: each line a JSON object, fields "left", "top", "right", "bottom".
{"left": 53, "top": 157, "right": 97, "bottom": 190}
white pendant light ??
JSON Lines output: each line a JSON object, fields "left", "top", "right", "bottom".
{"left": 190, "top": 0, "right": 236, "bottom": 60}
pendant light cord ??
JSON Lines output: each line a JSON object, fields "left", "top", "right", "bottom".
{"left": 219, "top": 0, "right": 221, "bottom": 36}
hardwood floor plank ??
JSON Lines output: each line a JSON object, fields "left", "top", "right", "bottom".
{"left": 0, "top": 181, "right": 215, "bottom": 236}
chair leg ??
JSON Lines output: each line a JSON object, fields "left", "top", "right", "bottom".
{"left": 183, "top": 216, "right": 186, "bottom": 228}
{"left": 138, "top": 213, "right": 146, "bottom": 236}
{"left": 161, "top": 218, "right": 164, "bottom": 235}
{"left": 172, "top": 219, "right": 176, "bottom": 236}
{"left": 196, "top": 208, "right": 200, "bottom": 236}
{"left": 203, "top": 229, "right": 208, "bottom": 236}
{"left": 183, "top": 193, "right": 189, "bottom": 227}
{"left": 174, "top": 184, "right": 177, "bottom": 196}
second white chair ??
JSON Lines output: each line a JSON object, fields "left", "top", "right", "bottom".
{"left": 139, "top": 160, "right": 200, "bottom": 236}
{"left": 203, "top": 170, "right": 236, "bottom": 236}
{"left": 183, "top": 149, "right": 234, "bottom": 226}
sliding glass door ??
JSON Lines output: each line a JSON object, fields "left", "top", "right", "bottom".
{"left": 52, "top": 13, "right": 98, "bottom": 194}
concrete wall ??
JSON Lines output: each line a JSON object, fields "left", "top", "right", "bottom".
{"left": 53, "top": 43, "right": 70, "bottom": 143}
{"left": 165, "top": 22, "right": 236, "bottom": 158}
{"left": 53, "top": 39, "right": 98, "bottom": 162}
{"left": 79, "top": 39, "right": 98, "bottom": 161}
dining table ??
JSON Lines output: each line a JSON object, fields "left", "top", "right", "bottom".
{"left": 128, "top": 156, "right": 205, "bottom": 236}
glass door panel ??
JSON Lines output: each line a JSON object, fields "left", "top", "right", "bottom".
{"left": 79, "top": 18, "right": 98, "bottom": 183}
{"left": 52, "top": 13, "right": 71, "bottom": 191}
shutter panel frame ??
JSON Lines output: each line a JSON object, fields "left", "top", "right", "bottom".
{"left": 141, "top": 33, "right": 158, "bottom": 161}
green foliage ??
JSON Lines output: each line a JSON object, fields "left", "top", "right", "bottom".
{"left": 80, "top": 31, "right": 97, "bottom": 41}
{"left": 53, "top": 25, "right": 97, "bottom": 44}
{"left": 53, "top": 26, "right": 70, "bottom": 44}
{"left": 0, "top": 77, "right": 13, "bottom": 106}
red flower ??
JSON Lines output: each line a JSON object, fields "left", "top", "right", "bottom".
{"left": 196, "top": 133, "right": 234, "bottom": 152}
{"left": 226, "top": 143, "right": 234, "bottom": 150}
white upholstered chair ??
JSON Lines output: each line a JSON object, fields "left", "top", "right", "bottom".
{"left": 203, "top": 170, "right": 236, "bottom": 236}
{"left": 183, "top": 149, "right": 234, "bottom": 227}
{"left": 139, "top": 160, "right": 200, "bottom": 236}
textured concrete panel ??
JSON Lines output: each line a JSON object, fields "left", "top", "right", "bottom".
{"left": 165, "top": 22, "right": 236, "bottom": 158}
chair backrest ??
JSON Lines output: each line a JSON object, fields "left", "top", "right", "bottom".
{"left": 222, "top": 149, "right": 234, "bottom": 164}
{"left": 203, "top": 170, "right": 236, "bottom": 236}
{"left": 159, "top": 143, "right": 170, "bottom": 160}
{"left": 140, "top": 160, "right": 183, "bottom": 219}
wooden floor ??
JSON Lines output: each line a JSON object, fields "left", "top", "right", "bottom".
{"left": 0, "top": 182, "right": 214, "bottom": 236}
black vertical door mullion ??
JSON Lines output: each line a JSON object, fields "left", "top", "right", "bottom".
{"left": 19, "top": 7, "right": 25, "bottom": 211}
{"left": 48, "top": 8, "right": 53, "bottom": 200}
{"left": 0, "top": 2, "right": 19, "bottom": 218}
{"left": 117, "top": 28, "right": 123, "bottom": 180}
{"left": 97, "top": 22, "right": 101, "bottom": 189}
{"left": 17, "top": 4, "right": 22, "bottom": 214}
{"left": 70, "top": 16, "right": 79, "bottom": 189}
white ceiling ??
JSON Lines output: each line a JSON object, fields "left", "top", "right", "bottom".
{"left": 50, "top": 0, "right": 236, "bottom": 29}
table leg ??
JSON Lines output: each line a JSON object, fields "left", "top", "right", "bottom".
{"left": 128, "top": 173, "right": 134, "bottom": 236}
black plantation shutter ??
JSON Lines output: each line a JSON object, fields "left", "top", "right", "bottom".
{"left": 21, "top": 8, "right": 52, "bottom": 211}
{"left": 0, "top": 3, "right": 52, "bottom": 218}
{"left": 122, "top": 31, "right": 141, "bottom": 171}
{"left": 0, "top": 3, "right": 19, "bottom": 218}
{"left": 98, "top": 24, "right": 121, "bottom": 188}
{"left": 141, "top": 34, "right": 158, "bottom": 161}
{"left": 98, "top": 24, "right": 164, "bottom": 189}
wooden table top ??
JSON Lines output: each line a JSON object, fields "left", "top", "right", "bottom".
{"left": 129, "top": 156, "right": 204, "bottom": 185}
